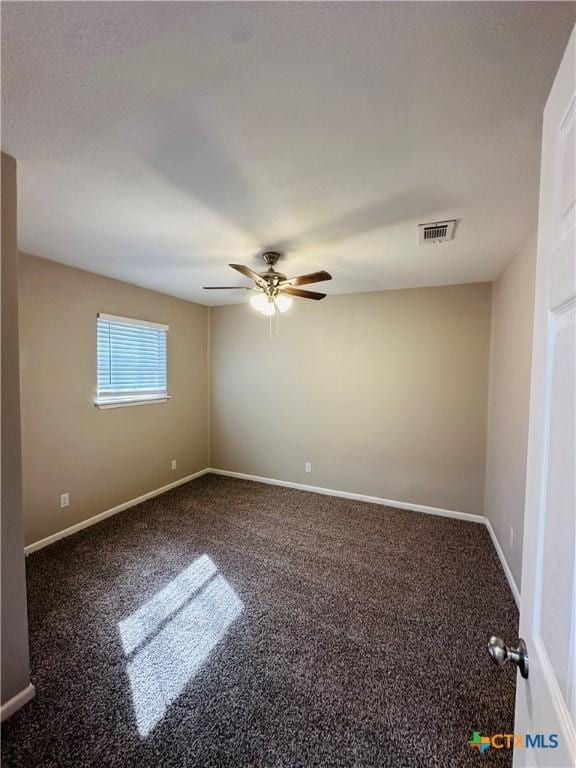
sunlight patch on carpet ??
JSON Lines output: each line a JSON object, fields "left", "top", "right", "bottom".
{"left": 118, "top": 555, "right": 243, "bottom": 737}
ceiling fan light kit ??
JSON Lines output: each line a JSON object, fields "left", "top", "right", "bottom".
{"left": 204, "top": 251, "right": 332, "bottom": 332}
{"left": 249, "top": 291, "right": 292, "bottom": 316}
{"left": 250, "top": 293, "right": 277, "bottom": 316}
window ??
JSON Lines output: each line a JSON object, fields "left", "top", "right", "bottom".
{"left": 96, "top": 313, "right": 169, "bottom": 408}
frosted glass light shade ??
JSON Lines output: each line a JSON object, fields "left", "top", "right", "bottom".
{"left": 275, "top": 294, "right": 293, "bottom": 313}
{"left": 260, "top": 302, "right": 275, "bottom": 316}
{"left": 250, "top": 293, "right": 275, "bottom": 315}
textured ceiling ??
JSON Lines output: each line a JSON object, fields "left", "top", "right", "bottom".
{"left": 2, "top": 2, "right": 574, "bottom": 304}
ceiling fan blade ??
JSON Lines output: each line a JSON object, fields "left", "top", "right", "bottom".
{"left": 280, "top": 270, "right": 332, "bottom": 287}
{"left": 281, "top": 286, "right": 327, "bottom": 300}
{"left": 203, "top": 286, "right": 253, "bottom": 289}
{"left": 229, "top": 264, "right": 267, "bottom": 287}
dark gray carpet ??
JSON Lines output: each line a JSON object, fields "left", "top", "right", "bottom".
{"left": 2, "top": 474, "right": 518, "bottom": 767}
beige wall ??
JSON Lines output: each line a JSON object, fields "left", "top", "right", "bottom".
{"left": 485, "top": 238, "right": 536, "bottom": 592}
{"left": 210, "top": 284, "right": 492, "bottom": 515}
{"left": 1, "top": 153, "right": 31, "bottom": 706}
{"left": 19, "top": 251, "right": 531, "bottom": 568}
{"left": 19, "top": 254, "right": 209, "bottom": 546}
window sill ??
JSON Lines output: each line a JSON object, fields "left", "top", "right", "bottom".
{"left": 95, "top": 395, "right": 171, "bottom": 410}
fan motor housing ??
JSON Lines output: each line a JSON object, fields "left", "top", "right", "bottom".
{"left": 260, "top": 251, "right": 285, "bottom": 283}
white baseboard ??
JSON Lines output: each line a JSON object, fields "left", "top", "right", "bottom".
{"left": 24, "top": 469, "right": 211, "bottom": 554}
{"left": 1, "top": 683, "right": 35, "bottom": 721}
{"left": 207, "top": 468, "right": 486, "bottom": 524}
{"left": 484, "top": 518, "right": 520, "bottom": 608}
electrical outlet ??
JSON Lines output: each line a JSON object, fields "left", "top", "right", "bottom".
{"left": 60, "top": 493, "right": 70, "bottom": 509}
{"left": 171, "top": 460, "right": 177, "bottom": 471}
{"left": 509, "top": 526, "right": 514, "bottom": 550}
{"left": 305, "top": 462, "right": 312, "bottom": 473}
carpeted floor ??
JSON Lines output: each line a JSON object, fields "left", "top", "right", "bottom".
{"left": 2, "top": 474, "right": 518, "bottom": 767}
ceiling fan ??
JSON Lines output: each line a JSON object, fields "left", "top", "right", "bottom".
{"left": 204, "top": 251, "right": 332, "bottom": 316}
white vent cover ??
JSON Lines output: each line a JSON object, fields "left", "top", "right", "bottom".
{"left": 418, "top": 220, "right": 457, "bottom": 244}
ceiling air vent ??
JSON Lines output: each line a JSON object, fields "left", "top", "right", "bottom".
{"left": 418, "top": 220, "right": 457, "bottom": 245}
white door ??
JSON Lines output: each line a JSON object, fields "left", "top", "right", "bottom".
{"left": 513, "top": 24, "right": 576, "bottom": 768}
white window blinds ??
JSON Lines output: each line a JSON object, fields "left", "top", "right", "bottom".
{"left": 97, "top": 313, "right": 169, "bottom": 406}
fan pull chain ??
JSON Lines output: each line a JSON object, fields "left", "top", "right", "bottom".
{"left": 269, "top": 311, "right": 272, "bottom": 338}
{"left": 276, "top": 304, "right": 279, "bottom": 335}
